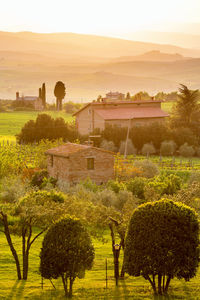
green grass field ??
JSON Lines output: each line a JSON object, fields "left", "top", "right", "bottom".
{"left": 0, "top": 229, "right": 200, "bottom": 299}
{"left": 0, "top": 111, "right": 74, "bottom": 141}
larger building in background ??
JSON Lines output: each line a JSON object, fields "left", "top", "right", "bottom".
{"left": 73, "top": 99, "right": 169, "bottom": 135}
{"left": 15, "top": 92, "right": 44, "bottom": 110}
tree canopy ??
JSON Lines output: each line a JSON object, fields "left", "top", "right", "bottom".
{"left": 40, "top": 217, "right": 94, "bottom": 297}
{"left": 124, "top": 199, "right": 200, "bottom": 294}
{"left": 172, "top": 84, "right": 200, "bottom": 128}
{"left": 54, "top": 81, "right": 66, "bottom": 110}
{"left": 17, "top": 113, "right": 77, "bottom": 143}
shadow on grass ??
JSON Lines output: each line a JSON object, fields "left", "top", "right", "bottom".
{"left": 7, "top": 280, "right": 26, "bottom": 299}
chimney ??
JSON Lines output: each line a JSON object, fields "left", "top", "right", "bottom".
{"left": 16, "top": 92, "right": 19, "bottom": 100}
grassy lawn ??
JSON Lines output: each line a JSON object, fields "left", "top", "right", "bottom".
{"left": 0, "top": 229, "right": 200, "bottom": 299}
{"left": 0, "top": 111, "right": 74, "bottom": 141}
{"left": 161, "top": 101, "right": 174, "bottom": 113}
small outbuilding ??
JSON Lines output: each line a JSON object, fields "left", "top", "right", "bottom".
{"left": 45, "top": 143, "right": 115, "bottom": 184}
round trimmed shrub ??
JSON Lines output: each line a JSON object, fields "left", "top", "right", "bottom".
{"left": 124, "top": 199, "right": 200, "bottom": 295}
{"left": 179, "top": 143, "right": 195, "bottom": 157}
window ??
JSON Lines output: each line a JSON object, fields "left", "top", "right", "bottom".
{"left": 87, "top": 158, "right": 94, "bottom": 170}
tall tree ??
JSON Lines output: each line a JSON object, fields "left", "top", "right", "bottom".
{"left": 39, "top": 87, "right": 42, "bottom": 99}
{"left": 41, "top": 82, "right": 46, "bottom": 108}
{"left": 172, "top": 84, "right": 200, "bottom": 128}
{"left": 54, "top": 81, "right": 66, "bottom": 111}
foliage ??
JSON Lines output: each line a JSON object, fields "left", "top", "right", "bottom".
{"left": 100, "top": 139, "right": 117, "bottom": 152}
{"left": 40, "top": 217, "right": 95, "bottom": 297}
{"left": 141, "top": 143, "right": 156, "bottom": 156}
{"left": 133, "top": 159, "right": 159, "bottom": 178}
{"left": 17, "top": 113, "right": 77, "bottom": 143}
{"left": 132, "top": 91, "right": 151, "bottom": 101}
{"left": 170, "top": 127, "right": 198, "bottom": 147}
{"left": 179, "top": 143, "right": 195, "bottom": 157}
{"left": 124, "top": 199, "right": 200, "bottom": 294}
{"left": 174, "top": 182, "right": 200, "bottom": 215}
{"left": 160, "top": 140, "right": 176, "bottom": 156}
{"left": 0, "top": 189, "right": 65, "bottom": 280}
{"left": 114, "top": 154, "right": 142, "bottom": 180}
{"left": 171, "top": 84, "right": 200, "bottom": 129}
{"left": 126, "top": 177, "right": 147, "bottom": 199}
{"left": 64, "top": 101, "right": 82, "bottom": 114}
{"left": 30, "top": 169, "right": 48, "bottom": 187}
{"left": 54, "top": 81, "right": 66, "bottom": 110}
{"left": 147, "top": 173, "right": 182, "bottom": 196}
{"left": 41, "top": 83, "right": 46, "bottom": 108}
{"left": 119, "top": 139, "right": 137, "bottom": 155}
{"left": 0, "top": 139, "right": 64, "bottom": 178}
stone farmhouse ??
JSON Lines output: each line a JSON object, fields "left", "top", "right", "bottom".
{"left": 16, "top": 92, "right": 43, "bottom": 110}
{"left": 73, "top": 98, "right": 169, "bottom": 135}
{"left": 45, "top": 143, "right": 114, "bottom": 184}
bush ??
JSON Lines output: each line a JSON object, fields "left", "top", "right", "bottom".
{"left": 17, "top": 113, "right": 78, "bottom": 143}
{"left": 115, "top": 190, "right": 135, "bottom": 211}
{"left": 119, "top": 139, "right": 137, "bottom": 155}
{"left": 126, "top": 177, "right": 147, "bottom": 199}
{"left": 160, "top": 140, "right": 176, "bottom": 156}
{"left": 40, "top": 217, "right": 94, "bottom": 297}
{"left": 133, "top": 160, "right": 159, "bottom": 178}
{"left": 100, "top": 139, "right": 117, "bottom": 152}
{"left": 179, "top": 143, "right": 195, "bottom": 157}
{"left": 147, "top": 174, "right": 182, "bottom": 196}
{"left": 124, "top": 199, "right": 200, "bottom": 294}
{"left": 30, "top": 169, "right": 49, "bottom": 188}
{"left": 141, "top": 143, "right": 156, "bottom": 156}
{"left": 96, "top": 189, "right": 117, "bottom": 207}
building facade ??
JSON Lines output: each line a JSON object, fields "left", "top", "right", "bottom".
{"left": 45, "top": 143, "right": 114, "bottom": 184}
{"left": 15, "top": 92, "right": 43, "bottom": 110}
{"left": 73, "top": 99, "right": 169, "bottom": 135}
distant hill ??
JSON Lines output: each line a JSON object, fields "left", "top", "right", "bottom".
{"left": 112, "top": 51, "right": 188, "bottom": 62}
{"left": 1, "top": 31, "right": 200, "bottom": 100}
{"left": 1, "top": 31, "right": 200, "bottom": 60}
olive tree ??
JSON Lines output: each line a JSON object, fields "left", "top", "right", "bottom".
{"left": 40, "top": 217, "right": 95, "bottom": 298}
{"left": 0, "top": 190, "right": 65, "bottom": 280}
{"left": 124, "top": 199, "right": 199, "bottom": 295}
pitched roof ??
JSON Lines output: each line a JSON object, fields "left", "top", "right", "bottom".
{"left": 95, "top": 107, "right": 169, "bottom": 120}
{"left": 45, "top": 143, "right": 114, "bottom": 158}
{"left": 72, "top": 100, "right": 164, "bottom": 116}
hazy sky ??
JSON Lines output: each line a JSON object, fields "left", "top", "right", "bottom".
{"left": 1, "top": 0, "right": 200, "bottom": 36}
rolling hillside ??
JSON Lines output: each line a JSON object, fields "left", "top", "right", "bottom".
{"left": 1, "top": 31, "right": 200, "bottom": 100}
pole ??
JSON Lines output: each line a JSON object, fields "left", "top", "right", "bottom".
{"left": 124, "top": 117, "right": 132, "bottom": 159}
{"left": 106, "top": 258, "right": 108, "bottom": 289}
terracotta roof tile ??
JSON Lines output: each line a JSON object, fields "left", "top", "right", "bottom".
{"left": 45, "top": 143, "right": 90, "bottom": 157}
{"left": 45, "top": 143, "right": 115, "bottom": 157}
{"left": 95, "top": 107, "right": 169, "bottom": 120}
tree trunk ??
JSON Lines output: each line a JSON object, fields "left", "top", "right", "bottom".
{"left": 145, "top": 275, "right": 157, "bottom": 294}
{"left": 1, "top": 213, "right": 21, "bottom": 280}
{"left": 61, "top": 274, "right": 68, "bottom": 297}
{"left": 164, "top": 276, "right": 171, "bottom": 293}
{"left": 69, "top": 277, "right": 74, "bottom": 298}
{"left": 158, "top": 273, "right": 162, "bottom": 295}
{"left": 23, "top": 251, "right": 29, "bottom": 280}
{"left": 120, "top": 260, "right": 125, "bottom": 278}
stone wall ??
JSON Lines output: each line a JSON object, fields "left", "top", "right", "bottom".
{"left": 46, "top": 148, "right": 114, "bottom": 184}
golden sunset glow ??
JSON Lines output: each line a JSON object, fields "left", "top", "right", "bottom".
{"left": 0, "top": 0, "right": 200, "bottom": 36}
